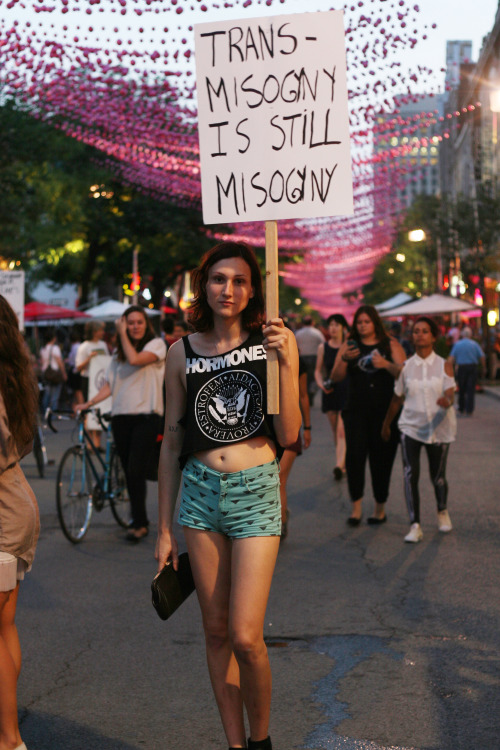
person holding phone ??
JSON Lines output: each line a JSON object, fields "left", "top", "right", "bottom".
{"left": 156, "top": 242, "right": 301, "bottom": 750}
{"left": 332, "top": 305, "right": 406, "bottom": 526}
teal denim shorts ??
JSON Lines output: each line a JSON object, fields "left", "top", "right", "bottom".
{"left": 178, "top": 456, "right": 281, "bottom": 538}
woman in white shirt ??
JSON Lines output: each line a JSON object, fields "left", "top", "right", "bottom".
{"left": 382, "top": 317, "right": 456, "bottom": 543}
{"left": 79, "top": 307, "right": 166, "bottom": 542}
{"left": 39, "top": 329, "right": 67, "bottom": 412}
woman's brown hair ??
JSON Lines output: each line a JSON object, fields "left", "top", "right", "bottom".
{"left": 0, "top": 295, "right": 39, "bottom": 449}
{"left": 350, "top": 304, "right": 391, "bottom": 353}
{"left": 413, "top": 316, "right": 439, "bottom": 339}
{"left": 115, "top": 305, "right": 156, "bottom": 362}
{"left": 189, "top": 242, "right": 265, "bottom": 333}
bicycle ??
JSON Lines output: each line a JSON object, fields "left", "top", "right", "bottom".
{"left": 51, "top": 408, "right": 131, "bottom": 543}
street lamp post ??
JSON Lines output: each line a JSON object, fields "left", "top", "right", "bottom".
{"left": 408, "top": 229, "right": 443, "bottom": 293}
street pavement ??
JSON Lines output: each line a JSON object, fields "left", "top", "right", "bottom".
{"left": 16, "top": 389, "right": 500, "bottom": 750}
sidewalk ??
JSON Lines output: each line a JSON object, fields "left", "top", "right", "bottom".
{"left": 482, "top": 380, "right": 500, "bottom": 400}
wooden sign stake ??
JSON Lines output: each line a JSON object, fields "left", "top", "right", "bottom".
{"left": 265, "top": 220, "right": 280, "bottom": 414}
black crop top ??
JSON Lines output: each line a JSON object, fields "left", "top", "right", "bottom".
{"left": 178, "top": 332, "right": 281, "bottom": 468}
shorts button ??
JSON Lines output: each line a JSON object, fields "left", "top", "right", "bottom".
{"left": 221, "top": 474, "right": 228, "bottom": 480}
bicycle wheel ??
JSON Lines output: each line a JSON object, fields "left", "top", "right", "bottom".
{"left": 109, "top": 450, "right": 131, "bottom": 528}
{"left": 33, "top": 424, "right": 46, "bottom": 478}
{"left": 56, "top": 447, "right": 93, "bottom": 543}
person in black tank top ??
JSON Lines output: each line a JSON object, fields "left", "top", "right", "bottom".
{"left": 314, "top": 314, "right": 349, "bottom": 479}
{"left": 156, "top": 242, "right": 302, "bottom": 750}
{"left": 332, "top": 305, "right": 406, "bottom": 527}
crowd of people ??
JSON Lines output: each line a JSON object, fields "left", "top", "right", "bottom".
{"left": 1, "top": 243, "right": 493, "bottom": 750}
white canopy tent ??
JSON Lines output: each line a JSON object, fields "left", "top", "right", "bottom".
{"left": 85, "top": 300, "right": 161, "bottom": 321}
{"left": 380, "top": 294, "right": 479, "bottom": 317}
{"left": 375, "top": 292, "right": 413, "bottom": 311}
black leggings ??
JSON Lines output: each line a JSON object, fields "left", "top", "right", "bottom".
{"left": 111, "top": 414, "right": 161, "bottom": 529}
{"left": 400, "top": 433, "right": 450, "bottom": 524}
{"left": 343, "top": 409, "right": 400, "bottom": 504}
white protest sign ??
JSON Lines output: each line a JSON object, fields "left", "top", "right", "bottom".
{"left": 87, "top": 354, "right": 112, "bottom": 432}
{"left": 0, "top": 271, "right": 25, "bottom": 329}
{"left": 195, "top": 10, "right": 353, "bottom": 225}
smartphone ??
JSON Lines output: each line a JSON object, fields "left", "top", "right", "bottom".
{"left": 347, "top": 339, "right": 357, "bottom": 348}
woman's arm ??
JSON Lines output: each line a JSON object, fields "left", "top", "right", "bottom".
{"left": 76, "top": 381, "right": 112, "bottom": 411}
{"left": 372, "top": 339, "right": 406, "bottom": 379}
{"left": 262, "top": 319, "right": 301, "bottom": 447}
{"left": 76, "top": 348, "right": 100, "bottom": 373}
{"left": 55, "top": 353, "right": 68, "bottom": 381}
{"left": 116, "top": 317, "right": 160, "bottom": 367}
{"left": 298, "top": 371, "right": 311, "bottom": 449}
{"left": 156, "top": 341, "right": 186, "bottom": 572}
{"left": 436, "top": 359, "right": 456, "bottom": 409}
{"left": 381, "top": 393, "right": 404, "bottom": 441}
{"left": 331, "top": 340, "right": 359, "bottom": 382}
{"left": 314, "top": 343, "right": 327, "bottom": 391}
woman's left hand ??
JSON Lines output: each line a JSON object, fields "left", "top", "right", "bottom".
{"left": 262, "top": 318, "right": 290, "bottom": 362}
{"left": 115, "top": 315, "right": 127, "bottom": 335}
{"left": 372, "top": 350, "right": 388, "bottom": 370}
{"left": 436, "top": 396, "right": 452, "bottom": 409}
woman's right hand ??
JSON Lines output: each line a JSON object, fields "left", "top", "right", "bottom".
{"left": 339, "top": 340, "right": 360, "bottom": 362}
{"left": 381, "top": 423, "right": 391, "bottom": 442}
{"left": 155, "top": 528, "right": 179, "bottom": 572}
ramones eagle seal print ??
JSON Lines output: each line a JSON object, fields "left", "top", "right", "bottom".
{"left": 195, "top": 370, "right": 264, "bottom": 442}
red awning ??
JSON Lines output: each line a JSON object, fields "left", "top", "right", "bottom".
{"left": 24, "top": 301, "right": 90, "bottom": 321}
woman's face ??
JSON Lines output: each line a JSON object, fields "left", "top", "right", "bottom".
{"left": 413, "top": 321, "right": 436, "bottom": 348}
{"left": 126, "top": 312, "right": 147, "bottom": 341}
{"left": 328, "top": 319, "right": 343, "bottom": 339}
{"left": 205, "top": 257, "right": 254, "bottom": 319}
{"left": 355, "top": 312, "right": 375, "bottom": 339}
{"left": 93, "top": 326, "right": 105, "bottom": 341}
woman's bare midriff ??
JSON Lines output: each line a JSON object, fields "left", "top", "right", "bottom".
{"left": 194, "top": 435, "right": 277, "bottom": 473}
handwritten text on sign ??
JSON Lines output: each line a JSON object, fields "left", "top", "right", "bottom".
{"left": 195, "top": 11, "right": 353, "bottom": 225}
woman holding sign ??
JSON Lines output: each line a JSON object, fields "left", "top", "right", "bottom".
{"left": 156, "top": 242, "right": 301, "bottom": 750}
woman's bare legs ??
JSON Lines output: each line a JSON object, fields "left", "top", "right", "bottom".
{"left": 230, "top": 536, "right": 280, "bottom": 742}
{"left": 326, "top": 411, "right": 346, "bottom": 472}
{"left": 184, "top": 529, "right": 246, "bottom": 748}
{"left": 184, "top": 529, "right": 280, "bottom": 747}
{"left": 0, "top": 584, "right": 22, "bottom": 750}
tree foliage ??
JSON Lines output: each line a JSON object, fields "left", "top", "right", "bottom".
{"left": 363, "top": 191, "right": 500, "bottom": 305}
{"left": 0, "top": 102, "right": 216, "bottom": 305}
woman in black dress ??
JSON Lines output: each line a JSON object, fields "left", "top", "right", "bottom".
{"left": 332, "top": 305, "right": 406, "bottom": 525}
{"left": 314, "top": 314, "right": 349, "bottom": 480}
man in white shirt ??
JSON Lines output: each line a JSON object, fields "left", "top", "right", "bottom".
{"left": 295, "top": 316, "right": 325, "bottom": 405}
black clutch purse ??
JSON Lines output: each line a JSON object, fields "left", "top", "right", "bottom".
{"left": 151, "top": 552, "right": 196, "bottom": 621}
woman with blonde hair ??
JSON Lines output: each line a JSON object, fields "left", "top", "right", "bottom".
{"left": 0, "top": 295, "right": 40, "bottom": 750}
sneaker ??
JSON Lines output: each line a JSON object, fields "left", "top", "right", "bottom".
{"left": 404, "top": 523, "right": 423, "bottom": 543}
{"left": 438, "top": 510, "right": 453, "bottom": 533}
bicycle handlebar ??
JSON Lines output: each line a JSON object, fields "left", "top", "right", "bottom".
{"left": 46, "top": 407, "right": 111, "bottom": 433}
